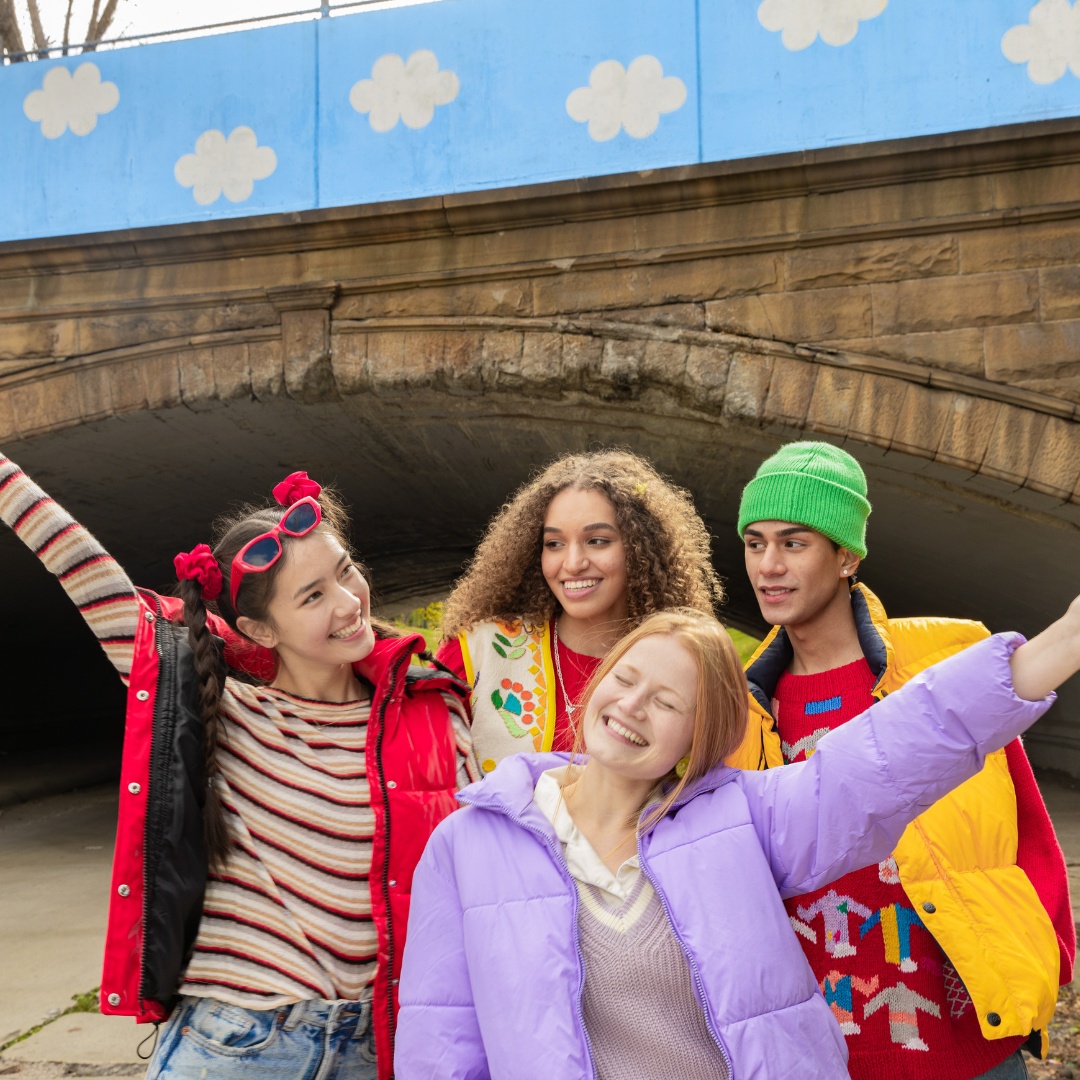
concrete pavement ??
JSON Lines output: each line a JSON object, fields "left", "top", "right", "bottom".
{"left": 3, "top": 774, "right": 1080, "bottom": 1077}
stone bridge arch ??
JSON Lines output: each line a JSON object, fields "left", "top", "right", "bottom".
{"left": 3, "top": 122, "right": 1080, "bottom": 785}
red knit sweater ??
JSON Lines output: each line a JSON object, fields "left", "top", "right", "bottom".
{"left": 774, "top": 659, "right": 1072, "bottom": 1080}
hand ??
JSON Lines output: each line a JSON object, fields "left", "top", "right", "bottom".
{"left": 1010, "top": 596, "right": 1080, "bottom": 701}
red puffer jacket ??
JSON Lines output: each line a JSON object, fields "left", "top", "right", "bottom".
{"left": 99, "top": 592, "right": 466, "bottom": 1079}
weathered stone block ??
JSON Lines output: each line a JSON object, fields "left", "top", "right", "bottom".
{"left": 786, "top": 237, "right": 958, "bottom": 291}
{"left": 640, "top": 339, "right": 687, "bottom": 388}
{"left": 684, "top": 344, "right": 730, "bottom": 407}
{"left": 872, "top": 272, "right": 1037, "bottom": 336}
{"left": 581, "top": 304, "right": 705, "bottom": 329}
{"left": 402, "top": 331, "right": 445, "bottom": 386}
{"left": 331, "top": 333, "right": 368, "bottom": 394}
{"left": 108, "top": 361, "right": 148, "bottom": 415}
{"left": 1040, "top": 266, "right": 1080, "bottom": 322}
{"left": 1027, "top": 417, "right": 1080, "bottom": 500}
{"left": 723, "top": 353, "right": 773, "bottom": 420}
{"left": 76, "top": 365, "right": 113, "bottom": 422}
{"left": 248, "top": 339, "right": 285, "bottom": 399}
{"left": 764, "top": 356, "right": 817, "bottom": 426}
{"left": 533, "top": 253, "right": 779, "bottom": 316}
{"left": 441, "top": 331, "right": 485, "bottom": 391}
{"left": 598, "top": 339, "right": 642, "bottom": 398}
{"left": 481, "top": 332, "right": 524, "bottom": 386}
{"left": 0, "top": 390, "right": 17, "bottom": 441}
{"left": 212, "top": 344, "right": 251, "bottom": 401}
{"left": 520, "top": 333, "right": 563, "bottom": 385}
{"left": 282, "top": 309, "right": 334, "bottom": 401}
{"left": 890, "top": 383, "right": 952, "bottom": 460}
{"left": 11, "top": 373, "right": 81, "bottom": 435}
{"left": 805, "top": 365, "right": 863, "bottom": 437}
{"left": 366, "top": 332, "right": 407, "bottom": 388}
{"left": 935, "top": 395, "right": 1003, "bottom": 472}
{"left": 830, "top": 328, "right": 985, "bottom": 377}
{"left": 984, "top": 320, "right": 1080, "bottom": 382}
{"left": 847, "top": 374, "right": 906, "bottom": 449}
{"left": 179, "top": 347, "right": 216, "bottom": 403}
{"left": 960, "top": 220, "right": 1080, "bottom": 274}
{"left": 0, "top": 319, "right": 78, "bottom": 362}
{"left": 706, "top": 286, "right": 872, "bottom": 343}
{"left": 981, "top": 408, "right": 1048, "bottom": 487}
{"left": 142, "top": 353, "right": 182, "bottom": 410}
{"left": 559, "top": 333, "right": 604, "bottom": 390}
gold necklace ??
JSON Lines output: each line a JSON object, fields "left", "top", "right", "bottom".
{"left": 553, "top": 618, "right": 578, "bottom": 718}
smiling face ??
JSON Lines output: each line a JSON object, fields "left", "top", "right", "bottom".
{"left": 541, "top": 486, "right": 629, "bottom": 629}
{"left": 743, "top": 520, "right": 860, "bottom": 629}
{"left": 238, "top": 528, "right": 374, "bottom": 674}
{"left": 581, "top": 634, "right": 698, "bottom": 783}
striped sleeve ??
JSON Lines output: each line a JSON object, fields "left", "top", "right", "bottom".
{"left": 0, "top": 454, "right": 139, "bottom": 679}
{"left": 442, "top": 689, "right": 481, "bottom": 788}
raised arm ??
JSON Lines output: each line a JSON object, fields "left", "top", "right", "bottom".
{"left": 742, "top": 631, "right": 1059, "bottom": 898}
{"left": 0, "top": 453, "right": 139, "bottom": 680}
{"left": 1011, "top": 596, "right": 1080, "bottom": 701}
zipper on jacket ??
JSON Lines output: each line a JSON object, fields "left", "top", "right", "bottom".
{"left": 137, "top": 602, "right": 174, "bottom": 1012}
{"left": 373, "top": 646, "right": 412, "bottom": 1065}
{"left": 636, "top": 835, "right": 736, "bottom": 1080}
{"left": 464, "top": 796, "right": 600, "bottom": 1080}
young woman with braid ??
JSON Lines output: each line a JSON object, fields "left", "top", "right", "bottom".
{"left": 436, "top": 449, "right": 737, "bottom": 774}
{"left": 0, "top": 454, "right": 474, "bottom": 1080}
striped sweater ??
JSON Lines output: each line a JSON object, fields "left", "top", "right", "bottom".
{"left": 0, "top": 455, "right": 471, "bottom": 1009}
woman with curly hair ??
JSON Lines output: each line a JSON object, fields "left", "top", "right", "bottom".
{"left": 436, "top": 449, "right": 726, "bottom": 775}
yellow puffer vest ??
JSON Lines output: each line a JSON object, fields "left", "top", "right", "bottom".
{"left": 735, "top": 583, "right": 1060, "bottom": 1054}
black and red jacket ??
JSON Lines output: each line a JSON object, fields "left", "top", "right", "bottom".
{"left": 100, "top": 590, "right": 468, "bottom": 1078}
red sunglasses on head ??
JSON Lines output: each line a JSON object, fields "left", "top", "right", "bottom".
{"left": 229, "top": 497, "right": 322, "bottom": 608}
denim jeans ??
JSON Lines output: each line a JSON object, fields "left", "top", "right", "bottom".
{"left": 145, "top": 996, "right": 378, "bottom": 1080}
{"left": 977, "top": 1050, "right": 1030, "bottom": 1080}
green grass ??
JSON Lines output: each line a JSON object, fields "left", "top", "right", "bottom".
{"left": 727, "top": 627, "right": 762, "bottom": 665}
{"left": 0, "top": 988, "right": 99, "bottom": 1053}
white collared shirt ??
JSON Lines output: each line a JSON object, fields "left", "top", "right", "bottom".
{"left": 532, "top": 766, "right": 641, "bottom": 905}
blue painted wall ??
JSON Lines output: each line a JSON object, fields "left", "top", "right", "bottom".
{"left": 3, "top": 0, "right": 1080, "bottom": 243}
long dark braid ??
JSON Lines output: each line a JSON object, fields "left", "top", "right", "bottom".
{"left": 179, "top": 578, "right": 230, "bottom": 869}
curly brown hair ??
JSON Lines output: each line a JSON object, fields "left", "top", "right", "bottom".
{"left": 441, "top": 449, "right": 724, "bottom": 639}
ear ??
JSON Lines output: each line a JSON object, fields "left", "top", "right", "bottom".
{"left": 838, "top": 548, "right": 862, "bottom": 580}
{"left": 236, "top": 615, "right": 278, "bottom": 650}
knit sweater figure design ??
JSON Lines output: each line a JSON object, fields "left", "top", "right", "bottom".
{"left": 773, "top": 658, "right": 1026, "bottom": 1080}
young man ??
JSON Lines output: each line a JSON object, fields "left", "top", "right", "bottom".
{"left": 735, "top": 441, "right": 1074, "bottom": 1080}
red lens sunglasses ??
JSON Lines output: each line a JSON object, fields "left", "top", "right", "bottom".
{"left": 229, "top": 497, "right": 322, "bottom": 608}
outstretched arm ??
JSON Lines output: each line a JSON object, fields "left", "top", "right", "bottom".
{"left": 0, "top": 454, "right": 139, "bottom": 680}
{"left": 1011, "top": 597, "right": 1080, "bottom": 701}
{"left": 744, "top": 632, "right": 1060, "bottom": 898}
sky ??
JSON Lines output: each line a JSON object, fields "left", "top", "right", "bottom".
{"left": 22, "top": 0, "right": 440, "bottom": 49}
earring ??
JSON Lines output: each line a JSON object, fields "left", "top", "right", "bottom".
{"left": 675, "top": 755, "right": 690, "bottom": 778}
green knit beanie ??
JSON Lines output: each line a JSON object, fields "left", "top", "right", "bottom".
{"left": 737, "top": 442, "right": 871, "bottom": 557}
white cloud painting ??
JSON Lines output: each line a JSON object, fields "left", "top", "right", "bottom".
{"left": 174, "top": 127, "right": 277, "bottom": 206}
{"left": 349, "top": 50, "right": 459, "bottom": 132}
{"left": 758, "top": 0, "right": 887, "bottom": 51}
{"left": 566, "top": 56, "right": 686, "bottom": 142}
{"left": 1002, "top": 0, "right": 1080, "bottom": 83}
{"left": 23, "top": 62, "right": 119, "bottom": 139}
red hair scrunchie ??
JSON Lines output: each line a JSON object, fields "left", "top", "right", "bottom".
{"left": 272, "top": 470, "right": 322, "bottom": 507}
{"left": 174, "top": 543, "right": 223, "bottom": 601}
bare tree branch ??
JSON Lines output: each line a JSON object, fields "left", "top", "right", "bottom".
{"left": 91, "top": 0, "right": 121, "bottom": 42}
{"left": 24, "top": 0, "right": 48, "bottom": 52}
{"left": 62, "top": 0, "right": 74, "bottom": 54}
{"left": 0, "top": 0, "right": 28, "bottom": 59}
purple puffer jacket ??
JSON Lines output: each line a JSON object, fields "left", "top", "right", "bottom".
{"left": 396, "top": 634, "right": 1053, "bottom": 1079}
